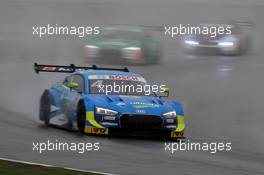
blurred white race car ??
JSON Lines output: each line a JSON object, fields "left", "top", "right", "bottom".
{"left": 182, "top": 21, "right": 252, "bottom": 56}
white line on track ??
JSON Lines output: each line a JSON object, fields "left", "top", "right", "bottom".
{"left": 0, "top": 157, "right": 116, "bottom": 175}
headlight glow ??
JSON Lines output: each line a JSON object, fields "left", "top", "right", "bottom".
{"left": 122, "top": 47, "right": 142, "bottom": 60}
{"left": 218, "top": 42, "right": 234, "bottom": 47}
{"left": 163, "top": 110, "right": 177, "bottom": 118}
{"left": 217, "top": 35, "right": 237, "bottom": 47}
{"left": 123, "top": 47, "right": 141, "bottom": 51}
{"left": 184, "top": 40, "right": 199, "bottom": 45}
{"left": 96, "top": 107, "right": 118, "bottom": 116}
{"left": 84, "top": 45, "right": 99, "bottom": 49}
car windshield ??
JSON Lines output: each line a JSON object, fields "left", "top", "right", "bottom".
{"left": 89, "top": 76, "right": 154, "bottom": 96}
{"left": 102, "top": 27, "right": 145, "bottom": 40}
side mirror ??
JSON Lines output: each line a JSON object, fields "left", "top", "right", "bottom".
{"left": 67, "top": 82, "right": 79, "bottom": 90}
{"left": 159, "top": 86, "right": 170, "bottom": 97}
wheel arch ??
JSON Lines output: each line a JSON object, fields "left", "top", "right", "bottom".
{"left": 171, "top": 101, "right": 184, "bottom": 116}
{"left": 39, "top": 88, "right": 60, "bottom": 121}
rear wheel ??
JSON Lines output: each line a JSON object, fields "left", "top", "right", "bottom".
{"left": 42, "top": 90, "right": 51, "bottom": 127}
{"left": 77, "top": 101, "right": 86, "bottom": 134}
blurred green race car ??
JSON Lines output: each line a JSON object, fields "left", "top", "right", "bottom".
{"left": 82, "top": 25, "right": 162, "bottom": 65}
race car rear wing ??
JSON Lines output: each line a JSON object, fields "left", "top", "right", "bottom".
{"left": 34, "top": 63, "right": 129, "bottom": 74}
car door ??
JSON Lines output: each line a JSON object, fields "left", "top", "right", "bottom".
{"left": 61, "top": 74, "right": 84, "bottom": 122}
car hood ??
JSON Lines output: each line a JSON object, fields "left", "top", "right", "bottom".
{"left": 185, "top": 34, "right": 229, "bottom": 43}
{"left": 85, "top": 94, "right": 174, "bottom": 116}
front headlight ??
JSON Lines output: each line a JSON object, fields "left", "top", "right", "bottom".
{"left": 122, "top": 47, "right": 142, "bottom": 60}
{"left": 184, "top": 40, "right": 199, "bottom": 45}
{"left": 123, "top": 47, "right": 141, "bottom": 51}
{"left": 84, "top": 45, "right": 99, "bottom": 49}
{"left": 217, "top": 36, "right": 237, "bottom": 47}
{"left": 218, "top": 42, "right": 234, "bottom": 47}
{"left": 163, "top": 110, "right": 177, "bottom": 118}
{"left": 83, "top": 45, "right": 100, "bottom": 58}
{"left": 96, "top": 107, "right": 118, "bottom": 116}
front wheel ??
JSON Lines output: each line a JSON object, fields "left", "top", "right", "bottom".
{"left": 77, "top": 101, "right": 86, "bottom": 134}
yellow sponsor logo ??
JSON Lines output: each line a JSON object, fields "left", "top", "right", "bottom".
{"left": 85, "top": 126, "right": 109, "bottom": 135}
{"left": 171, "top": 131, "right": 184, "bottom": 138}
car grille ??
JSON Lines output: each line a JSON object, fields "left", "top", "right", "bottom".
{"left": 120, "top": 114, "right": 163, "bottom": 129}
{"left": 199, "top": 41, "right": 217, "bottom": 45}
{"left": 100, "top": 49, "right": 121, "bottom": 60}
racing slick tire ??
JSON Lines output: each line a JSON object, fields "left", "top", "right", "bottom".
{"left": 77, "top": 100, "right": 86, "bottom": 134}
{"left": 41, "top": 90, "right": 51, "bottom": 127}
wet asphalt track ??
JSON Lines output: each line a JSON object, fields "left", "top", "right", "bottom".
{"left": 0, "top": 0, "right": 264, "bottom": 174}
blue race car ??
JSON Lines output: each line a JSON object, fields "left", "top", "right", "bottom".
{"left": 34, "top": 63, "right": 185, "bottom": 138}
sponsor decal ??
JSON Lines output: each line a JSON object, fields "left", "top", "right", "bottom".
{"left": 42, "top": 67, "right": 85, "bottom": 72}
{"left": 116, "top": 102, "right": 126, "bottom": 106}
{"left": 130, "top": 102, "right": 160, "bottom": 108}
{"left": 85, "top": 126, "right": 109, "bottom": 135}
{"left": 171, "top": 131, "right": 184, "bottom": 138}
{"left": 88, "top": 75, "right": 146, "bottom": 82}
{"left": 109, "top": 75, "right": 138, "bottom": 81}
{"left": 43, "top": 67, "right": 56, "bottom": 71}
